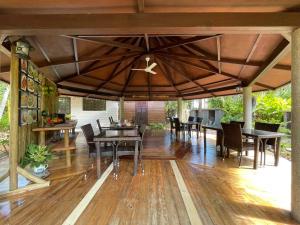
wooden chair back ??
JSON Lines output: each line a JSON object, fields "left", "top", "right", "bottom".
{"left": 169, "top": 117, "right": 175, "bottom": 129}
{"left": 222, "top": 123, "right": 243, "bottom": 151}
{"left": 196, "top": 117, "right": 203, "bottom": 124}
{"left": 173, "top": 118, "right": 181, "bottom": 131}
{"left": 81, "top": 124, "right": 96, "bottom": 155}
{"left": 188, "top": 116, "right": 195, "bottom": 122}
{"left": 96, "top": 119, "right": 102, "bottom": 132}
{"left": 109, "top": 116, "right": 113, "bottom": 124}
{"left": 230, "top": 121, "right": 245, "bottom": 128}
{"left": 138, "top": 124, "right": 147, "bottom": 141}
{"left": 255, "top": 122, "right": 280, "bottom": 145}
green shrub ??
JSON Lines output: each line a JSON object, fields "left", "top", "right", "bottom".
{"left": 0, "top": 111, "right": 9, "bottom": 132}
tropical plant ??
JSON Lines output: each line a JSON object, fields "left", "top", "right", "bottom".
{"left": 165, "top": 101, "right": 177, "bottom": 119}
{"left": 20, "top": 144, "right": 52, "bottom": 168}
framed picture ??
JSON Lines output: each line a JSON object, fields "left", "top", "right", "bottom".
{"left": 20, "top": 91, "right": 28, "bottom": 108}
{"left": 27, "top": 77, "right": 35, "bottom": 93}
{"left": 28, "top": 110, "right": 37, "bottom": 123}
{"left": 20, "top": 73, "right": 27, "bottom": 91}
{"left": 20, "top": 110, "right": 29, "bottom": 125}
{"left": 20, "top": 59, "right": 27, "bottom": 73}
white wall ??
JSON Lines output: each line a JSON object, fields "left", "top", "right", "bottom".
{"left": 70, "top": 96, "right": 119, "bottom": 131}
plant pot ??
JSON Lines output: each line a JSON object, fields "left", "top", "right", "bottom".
{"left": 33, "top": 164, "right": 48, "bottom": 174}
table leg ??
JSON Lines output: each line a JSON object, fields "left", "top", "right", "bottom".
{"left": 254, "top": 138, "right": 260, "bottom": 169}
{"left": 133, "top": 141, "right": 139, "bottom": 176}
{"left": 275, "top": 137, "right": 281, "bottom": 166}
{"left": 204, "top": 127, "right": 207, "bottom": 154}
{"left": 95, "top": 142, "right": 101, "bottom": 178}
{"left": 64, "top": 129, "right": 71, "bottom": 167}
{"left": 39, "top": 131, "right": 45, "bottom": 146}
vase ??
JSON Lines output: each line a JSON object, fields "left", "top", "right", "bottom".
{"left": 33, "top": 164, "right": 48, "bottom": 174}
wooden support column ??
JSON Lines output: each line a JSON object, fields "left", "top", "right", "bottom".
{"left": 291, "top": 28, "right": 300, "bottom": 222}
{"left": 177, "top": 97, "right": 183, "bottom": 121}
{"left": 9, "top": 45, "right": 19, "bottom": 190}
{"left": 243, "top": 86, "right": 252, "bottom": 130}
{"left": 119, "top": 97, "right": 125, "bottom": 123}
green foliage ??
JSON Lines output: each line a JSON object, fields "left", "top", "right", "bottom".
{"left": 254, "top": 91, "right": 291, "bottom": 124}
{"left": 0, "top": 111, "right": 9, "bottom": 132}
{"left": 208, "top": 95, "right": 243, "bottom": 122}
{"left": 207, "top": 85, "right": 291, "bottom": 126}
{"left": 165, "top": 101, "right": 177, "bottom": 118}
{"left": 148, "top": 123, "right": 165, "bottom": 130}
{"left": 20, "top": 144, "right": 52, "bottom": 168}
{"left": 0, "top": 136, "right": 9, "bottom": 146}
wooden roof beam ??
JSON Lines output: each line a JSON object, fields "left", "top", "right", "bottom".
{"left": 64, "top": 35, "right": 144, "bottom": 51}
{"left": 156, "top": 58, "right": 181, "bottom": 95}
{"left": 151, "top": 35, "right": 221, "bottom": 52}
{"left": 144, "top": 34, "right": 150, "bottom": 52}
{"left": 95, "top": 55, "right": 142, "bottom": 91}
{"left": 0, "top": 13, "right": 298, "bottom": 35}
{"left": 38, "top": 52, "right": 139, "bottom": 68}
{"left": 156, "top": 51, "right": 261, "bottom": 67}
{"left": 58, "top": 53, "right": 139, "bottom": 83}
{"left": 158, "top": 56, "right": 216, "bottom": 97}
{"left": 137, "top": 0, "right": 145, "bottom": 13}
{"left": 72, "top": 37, "right": 80, "bottom": 75}
{"left": 238, "top": 34, "right": 262, "bottom": 77}
{"left": 121, "top": 61, "right": 141, "bottom": 96}
{"left": 30, "top": 37, "right": 61, "bottom": 79}
{"left": 248, "top": 38, "right": 291, "bottom": 86}
{"left": 216, "top": 36, "right": 222, "bottom": 74}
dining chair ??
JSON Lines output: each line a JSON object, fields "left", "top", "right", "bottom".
{"left": 109, "top": 116, "right": 114, "bottom": 125}
{"left": 188, "top": 116, "right": 195, "bottom": 122}
{"left": 255, "top": 122, "right": 280, "bottom": 165}
{"left": 230, "top": 120, "right": 245, "bottom": 128}
{"left": 191, "top": 117, "right": 203, "bottom": 137}
{"left": 221, "top": 123, "right": 254, "bottom": 167}
{"left": 81, "top": 124, "right": 113, "bottom": 158}
{"left": 96, "top": 119, "right": 103, "bottom": 133}
{"left": 173, "top": 117, "right": 186, "bottom": 138}
{"left": 169, "top": 117, "right": 176, "bottom": 134}
{"left": 117, "top": 124, "right": 147, "bottom": 174}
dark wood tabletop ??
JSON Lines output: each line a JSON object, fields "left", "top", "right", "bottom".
{"left": 94, "top": 130, "right": 141, "bottom": 142}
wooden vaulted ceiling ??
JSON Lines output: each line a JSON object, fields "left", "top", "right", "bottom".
{"left": 0, "top": 0, "right": 295, "bottom": 100}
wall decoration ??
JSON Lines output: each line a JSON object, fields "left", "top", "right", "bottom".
{"left": 82, "top": 98, "right": 106, "bottom": 111}
{"left": 18, "top": 59, "right": 41, "bottom": 126}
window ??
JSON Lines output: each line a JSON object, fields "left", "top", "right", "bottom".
{"left": 58, "top": 97, "right": 71, "bottom": 114}
{"left": 83, "top": 98, "right": 106, "bottom": 111}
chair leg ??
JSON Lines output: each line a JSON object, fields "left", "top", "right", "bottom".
{"left": 238, "top": 151, "right": 242, "bottom": 167}
{"left": 227, "top": 148, "right": 230, "bottom": 158}
{"left": 139, "top": 144, "right": 144, "bottom": 174}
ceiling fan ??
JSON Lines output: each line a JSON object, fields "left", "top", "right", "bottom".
{"left": 131, "top": 56, "right": 157, "bottom": 75}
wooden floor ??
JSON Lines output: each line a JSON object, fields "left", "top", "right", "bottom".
{"left": 0, "top": 130, "right": 298, "bottom": 225}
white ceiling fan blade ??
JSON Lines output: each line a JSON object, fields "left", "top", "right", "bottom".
{"left": 131, "top": 68, "right": 146, "bottom": 71}
{"left": 147, "top": 62, "right": 157, "bottom": 70}
{"left": 148, "top": 70, "right": 157, "bottom": 75}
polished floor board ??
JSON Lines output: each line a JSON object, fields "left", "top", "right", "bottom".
{"left": 76, "top": 160, "right": 191, "bottom": 225}
{"left": 0, "top": 130, "right": 299, "bottom": 225}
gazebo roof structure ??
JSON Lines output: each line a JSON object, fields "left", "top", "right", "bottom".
{"left": 0, "top": 0, "right": 294, "bottom": 100}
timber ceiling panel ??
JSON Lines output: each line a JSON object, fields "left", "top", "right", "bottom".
{"left": 0, "top": 20, "right": 292, "bottom": 100}
{"left": 1, "top": 0, "right": 300, "bottom": 13}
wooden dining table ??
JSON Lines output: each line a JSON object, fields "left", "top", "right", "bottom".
{"left": 93, "top": 129, "right": 141, "bottom": 178}
{"left": 180, "top": 121, "right": 202, "bottom": 138}
{"left": 202, "top": 124, "right": 285, "bottom": 169}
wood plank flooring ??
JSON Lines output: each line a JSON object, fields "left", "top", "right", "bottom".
{"left": 0, "top": 130, "right": 299, "bottom": 225}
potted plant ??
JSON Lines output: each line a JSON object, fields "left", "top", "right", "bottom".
{"left": 21, "top": 144, "right": 52, "bottom": 174}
